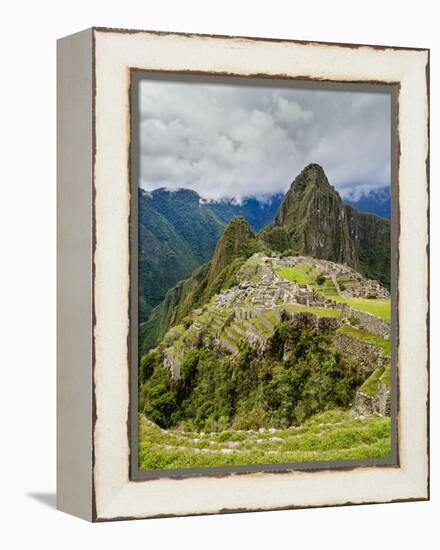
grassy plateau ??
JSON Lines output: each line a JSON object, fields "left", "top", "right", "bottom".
{"left": 275, "top": 264, "right": 391, "bottom": 321}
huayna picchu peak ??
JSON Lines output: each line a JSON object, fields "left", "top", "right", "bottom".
{"left": 261, "top": 163, "right": 390, "bottom": 288}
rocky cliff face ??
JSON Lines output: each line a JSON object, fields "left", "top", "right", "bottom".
{"left": 262, "top": 164, "right": 390, "bottom": 288}
{"left": 346, "top": 206, "right": 391, "bottom": 289}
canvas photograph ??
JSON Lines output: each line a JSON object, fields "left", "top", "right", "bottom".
{"left": 133, "top": 75, "right": 395, "bottom": 474}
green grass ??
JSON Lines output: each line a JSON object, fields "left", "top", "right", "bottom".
{"left": 250, "top": 316, "right": 272, "bottom": 337}
{"left": 283, "top": 304, "right": 341, "bottom": 318}
{"left": 138, "top": 409, "right": 391, "bottom": 470}
{"left": 264, "top": 310, "right": 279, "bottom": 326}
{"left": 224, "top": 324, "right": 243, "bottom": 343}
{"left": 319, "top": 278, "right": 339, "bottom": 298}
{"left": 238, "top": 256, "right": 266, "bottom": 283}
{"left": 275, "top": 262, "right": 317, "bottom": 285}
{"left": 360, "top": 366, "right": 385, "bottom": 397}
{"left": 331, "top": 296, "right": 391, "bottom": 321}
{"left": 276, "top": 264, "right": 390, "bottom": 322}
{"left": 337, "top": 326, "right": 391, "bottom": 357}
{"left": 220, "top": 331, "right": 239, "bottom": 349}
{"left": 380, "top": 366, "right": 391, "bottom": 389}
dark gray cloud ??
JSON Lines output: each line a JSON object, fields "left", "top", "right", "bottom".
{"left": 138, "top": 79, "right": 390, "bottom": 201}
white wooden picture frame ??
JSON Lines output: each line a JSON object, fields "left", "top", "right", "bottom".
{"left": 57, "top": 27, "right": 429, "bottom": 521}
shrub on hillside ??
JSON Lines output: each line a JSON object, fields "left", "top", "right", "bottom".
{"left": 139, "top": 318, "right": 363, "bottom": 431}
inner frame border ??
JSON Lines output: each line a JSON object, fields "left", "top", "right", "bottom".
{"left": 128, "top": 69, "right": 400, "bottom": 482}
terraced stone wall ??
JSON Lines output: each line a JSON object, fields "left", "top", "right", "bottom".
{"left": 335, "top": 332, "right": 383, "bottom": 378}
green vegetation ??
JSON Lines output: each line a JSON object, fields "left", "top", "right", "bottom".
{"left": 141, "top": 166, "right": 391, "bottom": 352}
{"left": 275, "top": 265, "right": 391, "bottom": 321}
{"left": 137, "top": 165, "right": 393, "bottom": 471}
{"left": 380, "top": 365, "right": 391, "bottom": 389}
{"left": 237, "top": 255, "right": 265, "bottom": 283}
{"left": 140, "top": 163, "right": 390, "bottom": 341}
{"left": 262, "top": 165, "right": 390, "bottom": 290}
{"left": 139, "top": 320, "right": 363, "bottom": 431}
{"left": 259, "top": 226, "right": 290, "bottom": 252}
{"left": 205, "top": 219, "right": 267, "bottom": 297}
{"left": 138, "top": 189, "right": 282, "bottom": 321}
{"left": 283, "top": 304, "right": 341, "bottom": 318}
{"left": 319, "top": 277, "right": 339, "bottom": 298}
{"left": 360, "top": 366, "right": 385, "bottom": 397}
{"left": 140, "top": 217, "right": 267, "bottom": 352}
{"left": 265, "top": 164, "right": 358, "bottom": 270}
{"left": 139, "top": 263, "right": 210, "bottom": 353}
{"left": 334, "top": 297, "right": 391, "bottom": 321}
{"left": 275, "top": 262, "right": 317, "bottom": 285}
{"left": 138, "top": 410, "right": 391, "bottom": 470}
{"left": 337, "top": 326, "right": 391, "bottom": 357}
{"left": 351, "top": 208, "right": 391, "bottom": 290}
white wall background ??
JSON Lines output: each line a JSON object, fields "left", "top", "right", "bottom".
{"left": 0, "top": 0, "right": 438, "bottom": 547}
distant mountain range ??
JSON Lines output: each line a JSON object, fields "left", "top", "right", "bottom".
{"left": 345, "top": 187, "right": 391, "bottom": 219}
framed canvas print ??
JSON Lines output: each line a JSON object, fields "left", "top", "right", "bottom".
{"left": 57, "top": 27, "right": 430, "bottom": 522}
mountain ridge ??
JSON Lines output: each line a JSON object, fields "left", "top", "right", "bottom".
{"left": 344, "top": 186, "right": 391, "bottom": 219}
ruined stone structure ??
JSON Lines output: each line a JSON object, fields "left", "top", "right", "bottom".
{"left": 353, "top": 382, "right": 391, "bottom": 417}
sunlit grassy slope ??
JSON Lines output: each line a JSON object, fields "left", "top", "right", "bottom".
{"left": 283, "top": 304, "right": 341, "bottom": 318}
{"left": 276, "top": 262, "right": 317, "bottom": 285}
{"left": 275, "top": 264, "right": 391, "bottom": 321}
{"left": 139, "top": 410, "right": 391, "bottom": 470}
{"left": 336, "top": 297, "right": 391, "bottom": 321}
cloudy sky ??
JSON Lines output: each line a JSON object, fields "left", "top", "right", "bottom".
{"left": 138, "top": 79, "right": 391, "bottom": 201}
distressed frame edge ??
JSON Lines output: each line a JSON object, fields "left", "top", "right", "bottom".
{"left": 93, "top": 29, "right": 430, "bottom": 521}
{"left": 92, "top": 25, "right": 430, "bottom": 53}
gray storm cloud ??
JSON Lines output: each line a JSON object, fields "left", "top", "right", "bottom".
{"left": 138, "top": 79, "right": 391, "bottom": 201}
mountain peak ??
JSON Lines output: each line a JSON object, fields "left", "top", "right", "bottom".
{"left": 224, "top": 215, "right": 252, "bottom": 232}
{"left": 290, "top": 163, "right": 334, "bottom": 194}
{"left": 206, "top": 216, "right": 259, "bottom": 291}
{"left": 213, "top": 216, "right": 254, "bottom": 262}
{"left": 303, "top": 162, "right": 326, "bottom": 175}
{"left": 266, "top": 164, "right": 358, "bottom": 268}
